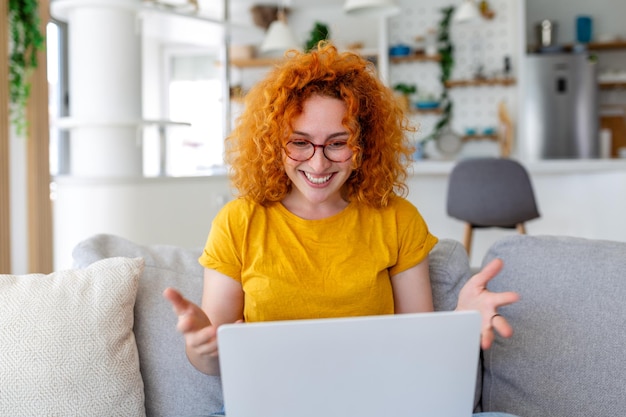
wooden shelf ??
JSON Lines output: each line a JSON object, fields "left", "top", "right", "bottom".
{"left": 390, "top": 53, "right": 441, "bottom": 64}
{"left": 230, "top": 57, "right": 283, "bottom": 68}
{"left": 410, "top": 108, "right": 443, "bottom": 115}
{"left": 599, "top": 81, "right": 626, "bottom": 90}
{"left": 462, "top": 134, "right": 498, "bottom": 142}
{"left": 587, "top": 40, "right": 626, "bottom": 51}
{"left": 529, "top": 40, "right": 626, "bottom": 53}
{"left": 445, "top": 78, "right": 516, "bottom": 88}
{"left": 231, "top": 50, "right": 380, "bottom": 68}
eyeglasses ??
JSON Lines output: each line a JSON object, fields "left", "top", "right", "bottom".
{"left": 284, "top": 139, "right": 353, "bottom": 163}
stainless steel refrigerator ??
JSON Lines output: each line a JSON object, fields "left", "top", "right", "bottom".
{"left": 522, "top": 53, "right": 599, "bottom": 159}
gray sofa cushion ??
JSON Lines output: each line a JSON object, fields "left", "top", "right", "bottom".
{"left": 72, "top": 234, "right": 223, "bottom": 417}
{"left": 480, "top": 235, "right": 626, "bottom": 417}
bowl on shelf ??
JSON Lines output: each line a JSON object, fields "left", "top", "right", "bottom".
{"left": 414, "top": 100, "right": 440, "bottom": 110}
{"left": 389, "top": 44, "right": 411, "bottom": 57}
{"left": 482, "top": 127, "right": 497, "bottom": 135}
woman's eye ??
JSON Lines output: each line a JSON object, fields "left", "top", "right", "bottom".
{"left": 327, "top": 141, "right": 348, "bottom": 149}
{"left": 290, "top": 140, "right": 310, "bottom": 148}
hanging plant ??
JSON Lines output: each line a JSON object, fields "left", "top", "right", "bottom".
{"left": 421, "top": 6, "right": 454, "bottom": 145}
{"left": 8, "top": 0, "right": 46, "bottom": 136}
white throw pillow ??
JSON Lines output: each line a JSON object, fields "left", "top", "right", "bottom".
{"left": 0, "top": 257, "right": 146, "bottom": 417}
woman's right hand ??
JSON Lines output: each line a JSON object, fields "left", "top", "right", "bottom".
{"left": 163, "top": 287, "right": 220, "bottom": 370}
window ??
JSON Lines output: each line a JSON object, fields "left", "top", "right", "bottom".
{"left": 160, "top": 53, "right": 225, "bottom": 176}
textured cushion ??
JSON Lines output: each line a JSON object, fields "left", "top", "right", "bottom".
{"left": 480, "top": 235, "right": 626, "bottom": 417}
{"left": 72, "top": 234, "right": 223, "bottom": 417}
{"left": 0, "top": 257, "right": 145, "bottom": 417}
{"left": 429, "top": 238, "right": 472, "bottom": 312}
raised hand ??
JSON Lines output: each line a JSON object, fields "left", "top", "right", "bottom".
{"left": 456, "top": 259, "right": 520, "bottom": 350}
{"left": 163, "top": 287, "right": 220, "bottom": 374}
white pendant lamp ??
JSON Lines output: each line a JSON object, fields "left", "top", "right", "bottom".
{"left": 259, "top": 9, "right": 300, "bottom": 56}
{"left": 344, "top": 0, "right": 400, "bottom": 17}
{"left": 453, "top": 0, "right": 480, "bottom": 23}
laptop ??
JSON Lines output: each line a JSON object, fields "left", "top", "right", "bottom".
{"left": 217, "top": 310, "right": 481, "bottom": 417}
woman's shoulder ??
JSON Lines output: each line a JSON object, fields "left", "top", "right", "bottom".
{"left": 383, "top": 196, "right": 420, "bottom": 215}
{"left": 352, "top": 196, "right": 421, "bottom": 223}
{"left": 217, "top": 197, "right": 283, "bottom": 221}
{"left": 215, "top": 197, "right": 262, "bottom": 222}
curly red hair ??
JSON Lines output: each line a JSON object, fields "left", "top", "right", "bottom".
{"left": 226, "top": 42, "right": 416, "bottom": 208}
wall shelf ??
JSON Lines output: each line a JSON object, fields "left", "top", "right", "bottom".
{"left": 462, "top": 134, "right": 498, "bottom": 142}
{"left": 410, "top": 108, "right": 443, "bottom": 115}
{"left": 445, "top": 78, "right": 516, "bottom": 88}
{"left": 230, "top": 57, "right": 283, "bottom": 68}
{"left": 390, "top": 53, "right": 441, "bottom": 64}
{"left": 599, "top": 81, "right": 626, "bottom": 90}
{"left": 528, "top": 40, "right": 626, "bottom": 53}
{"left": 586, "top": 40, "right": 626, "bottom": 51}
{"left": 231, "top": 49, "right": 379, "bottom": 69}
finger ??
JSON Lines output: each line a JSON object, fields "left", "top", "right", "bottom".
{"left": 469, "top": 258, "right": 504, "bottom": 289}
{"left": 492, "top": 314, "right": 514, "bottom": 339}
{"left": 163, "top": 287, "right": 192, "bottom": 315}
{"left": 177, "top": 310, "right": 212, "bottom": 333}
{"left": 480, "top": 327, "right": 496, "bottom": 350}
{"left": 186, "top": 325, "right": 219, "bottom": 354}
{"left": 491, "top": 291, "right": 521, "bottom": 309}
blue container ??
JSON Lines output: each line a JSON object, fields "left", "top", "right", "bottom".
{"left": 576, "top": 16, "right": 593, "bottom": 44}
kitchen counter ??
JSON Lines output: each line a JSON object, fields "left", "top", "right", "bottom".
{"left": 411, "top": 158, "right": 626, "bottom": 175}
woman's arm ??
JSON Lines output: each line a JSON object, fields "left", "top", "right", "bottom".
{"left": 202, "top": 267, "right": 245, "bottom": 327}
{"left": 390, "top": 258, "right": 434, "bottom": 314}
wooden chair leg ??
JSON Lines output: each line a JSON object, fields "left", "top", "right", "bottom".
{"left": 516, "top": 223, "right": 527, "bottom": 234}
{"left": 463, "top": 223, "right": 473, "bottom": 255}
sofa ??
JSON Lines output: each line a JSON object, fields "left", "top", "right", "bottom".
{"left": 1, "top": 233, "right": 625, "bottom": 417}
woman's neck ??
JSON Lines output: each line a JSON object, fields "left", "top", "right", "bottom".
{"left": 280, "top": 193, "right": 349, "bottom": 220}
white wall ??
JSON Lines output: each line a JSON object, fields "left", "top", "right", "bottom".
{"left": 52, "top": 175, "right": 234, "bottom": 270}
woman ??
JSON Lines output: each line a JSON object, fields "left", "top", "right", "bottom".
{"left": 164, "top": 42, "right": 519, "bottom": 416}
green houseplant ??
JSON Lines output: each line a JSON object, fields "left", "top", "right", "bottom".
{"left": 304, "top": 22, "right": 330, "bottom": 52}
{"left": 393, "top": 82, "right": 417, "bottom": 112}
{"left": 421, "top": 6, "right": 454, "bottom": 145}
{"left": 8, "top": 0, "right": 45, "bottom": 135}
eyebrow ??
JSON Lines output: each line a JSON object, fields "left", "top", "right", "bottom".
{"left": 291, "top": 130, "right": 349, "bottom": 140}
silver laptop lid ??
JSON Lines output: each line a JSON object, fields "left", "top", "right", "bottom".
{"left": 218, "top": 310, "right": 481, "bottom": 417}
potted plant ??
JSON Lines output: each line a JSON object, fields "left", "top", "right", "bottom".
{"left": 421, "top": 6, "right": 454, "bottom": 145}
{"left": 393, "top": 82, "right": 417, "bottom": 112}
{"left": 8, "top": 0, "right": 45, "bottom": 136}
{"left": 304, "top": 22, "right": 330, "bottom": 52}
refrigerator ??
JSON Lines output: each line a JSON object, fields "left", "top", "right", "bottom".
{"left": 522, "top": 53, "right": 599, "bottom": 159}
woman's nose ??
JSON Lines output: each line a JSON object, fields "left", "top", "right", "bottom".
{"left": 308, "top": 146, "right": 332, "bottom": 170}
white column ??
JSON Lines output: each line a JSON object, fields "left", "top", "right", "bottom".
{"left": 52, "top": 0, "right": 143, "bottom": 177}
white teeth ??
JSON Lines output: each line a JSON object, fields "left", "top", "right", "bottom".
{"left": 304, "top": 172, "right": 332, "bottom": 184}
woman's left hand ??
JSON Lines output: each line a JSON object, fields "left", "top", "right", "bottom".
{"left": 456, "top": 258, "right": 520, "bottom": 350}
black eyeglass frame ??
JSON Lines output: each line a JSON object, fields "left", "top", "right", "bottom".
{"left": 284, "top": 139, "right": 354, "bottom": 163}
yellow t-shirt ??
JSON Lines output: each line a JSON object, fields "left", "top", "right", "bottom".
{"left": 199, "top": 196, "right": 438, "bottom": 322}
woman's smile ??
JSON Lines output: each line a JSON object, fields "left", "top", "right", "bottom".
{"left": 302, "top": 171, "right": 334, "bottom": 185}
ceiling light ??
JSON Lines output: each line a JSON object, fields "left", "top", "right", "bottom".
{"left": 344, "top": 0, "right": 400, "bottom": 17}
{"left": 453, "top": 0, "right": 480, "bottom": 23}
{"left": 259, "top": 10, "right": 300, "bottom": 56}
